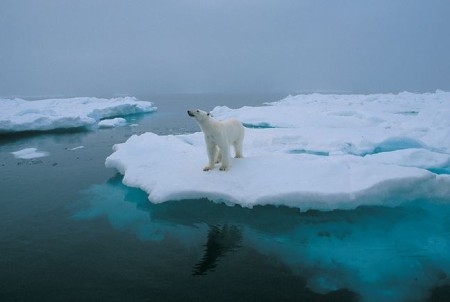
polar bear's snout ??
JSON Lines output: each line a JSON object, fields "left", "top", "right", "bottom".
{"left": 188, "top": 109, "right": 210, "bottom": 119}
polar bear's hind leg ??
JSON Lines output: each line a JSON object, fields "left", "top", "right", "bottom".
{"left": 214, "top": 147, "right": 222, "bottom": 164}
{"left": 233, "top": 136, "right": 244, "bottom": 158}
{"left": 234, "top": 143, "right": 243, "bottom": 158}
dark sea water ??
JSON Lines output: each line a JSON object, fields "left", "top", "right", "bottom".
{"left": 1, "top": 94, "right": 449, "bottom": 302}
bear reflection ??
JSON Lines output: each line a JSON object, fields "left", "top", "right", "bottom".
{"left": 193, "top": 224, "right": 242, "bottom": 276}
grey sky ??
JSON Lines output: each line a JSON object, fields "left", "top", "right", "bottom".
{"left": 1, "top": 0, "right": 449, "bottom": 97}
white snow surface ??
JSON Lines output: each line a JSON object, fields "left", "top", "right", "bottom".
{"left": 11, "top": 148, "right": 49, "bottom": 159}
{"left": 106, "top": 91, "right": 450, "bottom": 211}
{"left": 0, "top": 96, "right": 156, "bottom": 133}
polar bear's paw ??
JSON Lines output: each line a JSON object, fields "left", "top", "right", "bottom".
{"left": 219, "top": 166, "right": 229, "bottom": 171}
{"left": 203, "top": 166, "right": 213, "bottom": 171}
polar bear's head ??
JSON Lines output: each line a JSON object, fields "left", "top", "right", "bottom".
{"left": 187, "top": 109, "right": 211, "bottom": 122}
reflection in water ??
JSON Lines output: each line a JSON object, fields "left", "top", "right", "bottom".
{"left": 193, "top": 225, "right": 242, "bottom": 276}
{"left": 73, "top": 175, "right": 450, "bottom": 302}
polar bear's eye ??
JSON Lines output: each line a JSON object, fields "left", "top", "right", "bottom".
{"left": 196, "top": 110, "right": 199, "bottom": 113}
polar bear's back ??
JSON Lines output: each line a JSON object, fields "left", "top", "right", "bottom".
{"left": 220, "top": 118, "right": 245, "bottom": 141}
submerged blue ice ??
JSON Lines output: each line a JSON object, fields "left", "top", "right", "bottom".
{"left": 242, "top": 122, "right": 277, "bottom": 129}
{"left": 74, "top": 175, "right": 450, "bottom": 302}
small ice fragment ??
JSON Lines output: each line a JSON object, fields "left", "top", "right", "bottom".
{"left": 68, "top": 146, "right": 85, "bottom": 151}
{"left": 98, "top": 118, "right": 127, "bottom": 128}
{"left": 11, "top": 148, "right": 49, "bottom": 159}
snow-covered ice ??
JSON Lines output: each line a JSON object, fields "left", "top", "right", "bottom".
{"left": 11, "top": 148, "right": 49, "bottom": 159}
{"left": 106, "top": 91, "right": 450, "bottom": 211}
{"left": 212, "top": 91, "right": 450, "bottom": 154}
{"left": 0, "top": 96, "right": 156, "bottom": 133}
{"left": 98, "top": 117, "right": 127, "bottom": 128}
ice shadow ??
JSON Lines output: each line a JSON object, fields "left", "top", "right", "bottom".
{"left": 0, "top": 127, "right": 90, "bottom": 144}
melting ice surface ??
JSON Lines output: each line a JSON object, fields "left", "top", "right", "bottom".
{"left": 106, "top": 91, "right": 450, "bottom": 210}
{"left": 0, "top": 96, "right": 156, "bottom": 133}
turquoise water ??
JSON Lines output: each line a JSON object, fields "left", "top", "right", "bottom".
{"left": 1, "top": 94, "right": 449, "bottom": 302}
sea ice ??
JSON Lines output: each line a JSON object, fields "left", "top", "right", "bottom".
{"left": 11, "top": 148, "right": 49, "bottom": 159}
{"left": 67, "top": 146, "right": 85, "bottom": 151}
{"left": 106, "top": 91, "right": 450, "bottom": 211}
{"left": 212, "top": 91, "right": 450, "bottom": 153}
{"left": 0, "top": 96, "right": 156, "bottom": 133}
{"left": 98, "top": 117, "right": 127, "bottom": 128}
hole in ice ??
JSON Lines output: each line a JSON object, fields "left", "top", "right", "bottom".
{"left": 288, "top": 149, "right": 330, "bottom": 156}
{"left": 394, "top": 111, "right": 419, "bottom": 116}
{"left": 327, "top": 110, "right": 358, "bottom": 117}
{"left": 243, "top": 122, "right": 277, "bottom": 129}
{"left": 372, "top": 137, "right": 424, "bottom": 154}
{"left": 427, "top": 167, "right": 450, "bottom": 175}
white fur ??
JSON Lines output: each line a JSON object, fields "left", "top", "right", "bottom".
{"left": 188, "top": 109, "right": 244, "bottom": 171}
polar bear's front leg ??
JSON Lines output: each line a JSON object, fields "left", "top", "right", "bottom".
{"left": 218, "top": 143, "right": 231, "bottom": 171}
{"left": 204, "top": 143, "right": 217, "bottom": 171}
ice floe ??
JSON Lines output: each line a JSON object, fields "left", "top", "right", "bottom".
{"left": 98, "top": 117, "right": 127, "bottom": 128}
{"left": 11, "top": 148, "right": 49, "bottom": 159}
{"left": 0, "top": 96, "right": 156, "bottom": 133}
{"left": 106, "top": 91, "right": 450, "bottom": 211}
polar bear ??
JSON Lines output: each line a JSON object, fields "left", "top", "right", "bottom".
{"left": 188, "top": 109, "right": 244, "bottom": 171}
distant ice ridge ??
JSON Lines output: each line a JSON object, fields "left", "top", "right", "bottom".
{"left": 0, "top": 96, "right": 156, "bottom": 133}
{"left": 106, "top": 91, "right": 450, "bottom": 211}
